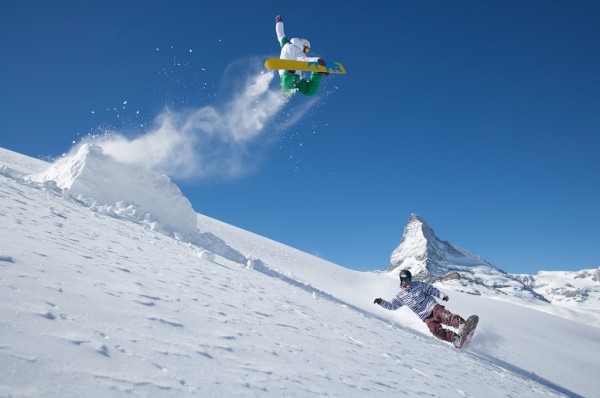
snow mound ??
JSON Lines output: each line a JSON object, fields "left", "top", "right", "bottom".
{"left": 28, "top": 143, "right": 246, "bottom": 264}
{"left": 30, "top": 143, "right": 198, "bottom": 238}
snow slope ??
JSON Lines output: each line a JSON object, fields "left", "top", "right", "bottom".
{"left": 1, "top": 146, "right": 599, "bottom": 397}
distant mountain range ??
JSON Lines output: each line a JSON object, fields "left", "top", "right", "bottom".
{"left": 386, "top": 214, "right": 600, "bottom": 307}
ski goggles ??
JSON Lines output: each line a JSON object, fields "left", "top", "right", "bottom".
{"left": 400, "top": 276, "right": 412, "bottom": 282}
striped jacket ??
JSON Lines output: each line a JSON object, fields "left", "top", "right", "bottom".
{"left": 377, "top": 281, "right": 445, "bottom": 321}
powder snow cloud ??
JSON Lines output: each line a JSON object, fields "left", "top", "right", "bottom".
{"left": 94, "top": 70, "right": 294, "bottom": 180}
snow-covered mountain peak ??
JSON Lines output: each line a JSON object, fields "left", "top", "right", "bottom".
{"left": 388, "top": 214, "right": 492, "bottom": 277}
{"left": 403, "top": 213, "right": 434, "bottom": 246}
{"left": 408, "top": 212, "right": 424, "bottom": 224}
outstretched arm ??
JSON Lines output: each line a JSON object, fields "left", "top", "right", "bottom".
{"left": 294, "top": 53, "right": 321, "bottom": 63}
{"left": 374, "top": 297, "right": 403, "bottom": 310}
{"left": 275, "top": 15, "right": 289, "bottom": 48}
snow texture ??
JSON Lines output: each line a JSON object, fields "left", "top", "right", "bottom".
{"left": 1, "top": 146, "right": 599, "bottom": 397}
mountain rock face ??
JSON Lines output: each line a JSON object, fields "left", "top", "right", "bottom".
{"left": 386, "top": 214, "right": 551, "bottom": 302}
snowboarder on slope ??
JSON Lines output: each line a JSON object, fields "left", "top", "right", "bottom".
{"left": 275, "top": 15, "right": 327, "bottom": 96}
{"left": 374, "top": 269, "right": 466, "bottom": 347}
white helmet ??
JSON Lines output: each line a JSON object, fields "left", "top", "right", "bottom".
{"left": 291, "top": 38, "right": 311, "bottom": 53}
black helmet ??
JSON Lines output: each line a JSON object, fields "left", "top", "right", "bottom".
{"left": 399, "top": 269, "right": 412, "bottom": 282}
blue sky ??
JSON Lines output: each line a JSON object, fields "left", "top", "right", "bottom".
{"left": 2, "top": 1, "right": 599, "bottom": 274}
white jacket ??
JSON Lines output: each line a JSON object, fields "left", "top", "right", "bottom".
{"left": 276, "top": 21, "right": 320, "bottom": 77}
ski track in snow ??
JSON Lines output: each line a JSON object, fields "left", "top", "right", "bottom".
{"left": 0, "top": 147, "right": 597, "bottom": 397}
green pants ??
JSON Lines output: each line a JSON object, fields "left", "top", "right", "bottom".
{"left": 280, "top": 72, "right": 323, "bottom": 96}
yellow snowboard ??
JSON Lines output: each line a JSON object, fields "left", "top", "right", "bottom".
{"left": 264, "top": 58, "right": 346, "bottom": 74}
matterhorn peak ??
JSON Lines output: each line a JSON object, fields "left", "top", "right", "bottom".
{"left": 404, "top": 213, "right": 442, "bottom": 250}
{"left": 408, "top": 213, "right": 424, "bottom": 223}
{"left": 387, "top": 213, "right": 475, "bottom": 278}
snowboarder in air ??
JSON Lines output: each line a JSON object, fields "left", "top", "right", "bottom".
{"left": 374, "top": 269, "right": 467, "bottom": 347}
{"left": 275, "top": 15, "right": 327, "bottom": 96}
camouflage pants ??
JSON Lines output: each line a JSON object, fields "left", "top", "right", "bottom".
{"left": 424, "top": 304, "right": 464, "bottom": 342}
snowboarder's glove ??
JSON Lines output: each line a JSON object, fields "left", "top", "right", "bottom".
{"left": 374, "top": 298, "right": 383, "bottom": 305}
{"left": 317, "top": 59, "right": 330, "bottom": 76}
{"left": 275, "top": 15, "right": 283, "bottom": 23}
{"left": 441, "top": 294, "right": 449, "bottom": 302}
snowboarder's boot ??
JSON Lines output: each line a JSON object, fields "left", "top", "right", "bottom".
{"left": 452, "top": 333, "right": 461, "bottom": 348}
{"left": 457, "top": 319, "right": 467, "bottom": 335}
